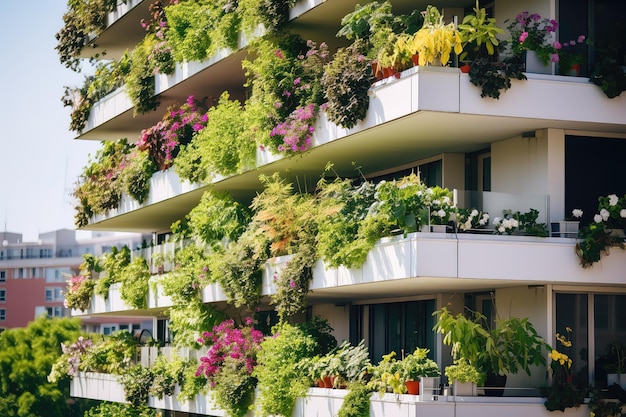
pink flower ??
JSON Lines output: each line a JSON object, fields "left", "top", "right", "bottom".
{"left": 519, "top": 31, "right": 529, "bottom": 43}
{"left": 275, "top": 49, "right": 284, "bottom": 59}
{"left": 551, "top": 53, "right": 559, "bottom": 62}
{"left": 553, "top": 41, "right": 562, "bottom": 49}
{"left": 578, "top": 35, "right": 585, "bottom": 43}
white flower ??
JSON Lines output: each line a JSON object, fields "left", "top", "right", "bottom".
{"left": 471, "top": 209, "right": 478, "bottom": 217}
{"left": 442, "top": 196, "right": 450, "bottom": 204}
{"left": 609, "top": 194, "right": 619, "bottom": 206}
{"left": 621, "top": 209, "right": 626, "bottom": 219}
{"left": 572, "top": 209, "right": 583, "bottom": 218}
{"left": 464, "top": 220, "right": 472, "bottom": 230}
{"left": 478, "top": 218, "right": 487, "bottom": 226}
{"left": 482, "top": 213, "right": 489, "bottom": 221}
{"left": 594, "top": 214, "right": 603, "bottom": 223}
{"left": 437, "top": 209, "right": 446, "bottom": 218}
{"left": 493, "top": 216, "right": 501, "bottom": 226}
{"left": 498, "top": 226, "right": 505, "bottom": 233}
{"left": 600, "top": 208, "right": 610, "bottom": 221}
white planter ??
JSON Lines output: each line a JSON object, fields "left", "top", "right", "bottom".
{"left": 525, "top": 50, "right": 551, "bottom": 74}
{"left": 607, "top": 373, "right": 626, "bottom": 390}
{"left": 419, "top": 376, "right": 440, "bottom": 401}
{"left": 453, "top": 380, "right": 477, "bottom": 396}
{"left": 431, "top": 225, "right": 448, "bottom": 233}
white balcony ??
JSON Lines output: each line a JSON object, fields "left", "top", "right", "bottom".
{"left": 70, "top": 372, "right": 590, "bottom": 417}
{"left": 72, "top": 231, "right": 626, "bottom": 317}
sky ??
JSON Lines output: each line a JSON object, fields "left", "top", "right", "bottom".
{"left": 0, "top": 1, "right": 102, "bottom": 242}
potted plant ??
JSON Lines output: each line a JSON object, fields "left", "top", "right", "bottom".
{"left": 444, "top": 358, "right": 482, "bottom": 396}
{"left": 411, "top": 5, "right": 462, "bottom": 66}
{"left": 401, "top": 347, "right": 440, "bottom": 395}
{"left": 603, "top": 341, "right": 626, "bottom": 389}
{"left": 434, "top": 306, "right": 549, "bottom": 396}
{"left": 457, "top": 1, "right": 505, "bottom": 70}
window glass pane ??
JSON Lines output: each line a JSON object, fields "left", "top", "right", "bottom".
{"left": 594, "top": 294, "right": 626, "bottom": 388}
{"left": 556, "top": 293, "right": 588, "bottom": 387}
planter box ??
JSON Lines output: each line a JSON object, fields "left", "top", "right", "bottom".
{"left": 420, "top": 376, "right": 440, "bottom": 400}
{"left": 551, "top": 221, "right": 580, "bottom": 238}
{"left": 453, "top": 381, "right": 477, "bottom": 396}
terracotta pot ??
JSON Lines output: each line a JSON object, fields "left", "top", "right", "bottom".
{"left": 405, "top": 380, "right": 420, "bottom": 395}
{"left": 371, "top": 60, "right": 383, "bottom": 81}
{"left": 382, "top": 67, "right": 395, "bottom": 79}
{"left": 460, "top": 64, "right": 471, "bottom": 73}
{"left": 316, "top": 379, "right": 325, "bottom": 388}
{"left": 411, "top": 54, "right": 419, "bottom": 66}
{"left": 322, "top": 375, "right": 334, "bottom": 388}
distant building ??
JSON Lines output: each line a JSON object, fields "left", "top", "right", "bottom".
{"left": 0, "top": 229, "right": 152, "bottom": 333}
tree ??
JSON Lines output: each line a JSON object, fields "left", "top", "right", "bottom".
{"left": 0, "top": 315, "right": 92, "bottom": 417}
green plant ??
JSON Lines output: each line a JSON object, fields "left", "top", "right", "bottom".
{"left": 120, "top": 149, "right": 156, "bottom": 204}
{"left": 96, "top": 246, "right": 131, "bottom": 298}
{"left": 120, "top": 364, "right": 154, "bottom": 407}
{"left": 64, "top": 275, "right": 96, "bottom": 312}
{"left": 337, "top": 382, "right": 372, "bottom": 417}
{"left": 506, "top": 11, "right": 559, "bottom": 65}
{"left": 367, "top": 351, "right": 404, "bottom": 394}
{"left": 119, "top": 257, "right": 151, "bottom": 309}
{"left": 149, "top": 355, "right": 184, "bottom": 399}
{"left": 444, "top": 358, "right": 483, "bottom": 384}
{"left": 253, "top": 323, "right": 317, "bottom": 417}
{"left": 85, "top": 401, "right": 158, "bottom": 417}
{"left": 575, "top": 222, "right": 625, "bottom": 268}
{"left": 605, "top": 341, "right": 626, "bottom": 375}
{"left": 588, "top": 387, "right": 626, "bottom": 417}
{"left": 411, "top": 5, "right": 462, "bottom": 66}
{"left": 458, "top": 1, "right": 504, "bottom": 63}
{"left": 591, "top": 57, "right": 626, "bottom": 98}
{"left": 80, "top": 331, "right": 138, "bottom": 375}
{"left": 126, "top": 34, "right": 160, "bottom": 115}
{"left": 434, "top": 306, "right": 548, "bottom": 378}
{"left": 401, "top": 348, "right": 440, "bottom": 381}
{"left": 467, "top": 55, "right": 526, "bottom": 99}
{"left": 197, "top": 318, "right": 264, "bottom": 417}
{"left": 322, "top": 39, "right": 374, "bottom": 129}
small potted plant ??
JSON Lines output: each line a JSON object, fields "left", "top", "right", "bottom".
{"left": 445, "top": 358, "right": 482, "bottom": 396}
{"left": 604, "top": 341, "right": 626, "bottom": 389}
{"left": 457, "top": 0, "right": 505, "bottom": 71}
{"left": 401, "top": 348, "right": 440, "bottom": 395}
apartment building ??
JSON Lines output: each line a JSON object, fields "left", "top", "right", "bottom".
{"left": 58, "top": 0, "right": 625, "bottom": 415}
{"left": 0, "top": 229, "right": 152, "bottom": 333}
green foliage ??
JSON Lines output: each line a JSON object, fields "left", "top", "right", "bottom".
{"left": 458, "top": 1, "right": 504, "bottom": 62}
{"left": 119, "top": 257, "right": 151, "bottom": 309}
{"left": 55, "top": 0, "right": 121, "bottom": 71}
{"left": 444, "top": 358, "right": 482, "bottom": 383}
{"left": 73, "top": 140, "right": 133, "bottom": 227}
{"left": 177, "top": 92, "right": 253, "bottom": 181}
{"left": 85, "top": 401, "right": 158, "bottom": 417}
{"left": 126, "top": 34, "right": 160, "bottom": 115}
{"left": 253, "top": 323, "right": 317, "bottom": 417}
{"left": 576, "top": 223, "right": 625, "bottom": 268}
{"left": 210, "top": 226, "right": 268, "bottom": 309}
{"left": 64, "top": 275, "right": 96, "bottom": 312}
{"left": 185, "top": 190, "right": 252, "bottom": 249}
{"left": 337, "top": 382, "right": 372, "bottom": 417}
{"left": 591, "top": 57, "right": 626, "bottom": 99}
{"left": 468, "top": 55, "right": 527, "bottom": 99}
{"left": 162, "top": 244, "right": 227, "bottom": 346}
{"left": 322, "top": 39, "right": 374, "bottom": 129}
{"left": 120, "top": 149, "right": 156, "bottom": 204}
{"left": 120, "top": 364, "right": 154, "bottom": 407}
{"left": 401, "top": 348, "right": 440, "bottom": 380}
{"left": 0, "top": 316, "right": 84, "bottom": 417}
{"left": 165, "top": 0, "right": 213, "bottom": 62}
{"left": 80, "top": 331, "right": 138, "bottom": 375}
{"left": 95, "top": 246, "right": 132, "bottom": 298}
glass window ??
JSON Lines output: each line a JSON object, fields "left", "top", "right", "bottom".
{"left": 352, "top": 299, "right": 436, "bottom": 362}
{"left": 594, "top": 294, "right": 626, "bottom": 388}
{"left": 555, "top": 293, "right": 588, "bottom": 387}
{"left": 0, "top": 290, "right": 5, "bottom": 302}
{"left": 0, "top": 310, "right": 5, "bottom": 321}
{"left": 0, "top": 271, "right": 5, "bottom": 282}
{"left": 45, "top": 289, "right": 53, "bottom": 302}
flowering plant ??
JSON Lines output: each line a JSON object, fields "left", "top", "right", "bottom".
{"left": 595, "top": 193, "right": 626, "bottom": 229}
{"left": 492, "top": 210, "right": 519, "bottom": 235}
{"left": 557, "top": 35, "right": 588, "bottom": 75}
{"left": 63, "top": 275, "right": 96, "bottom": 311}
{"left": 197, "top": 318, "right": 264, "bottom": 417}
{"left": 457, "top": 208, "right": 490, "bottom": 231}
{"left": 506, "top": 12, "right": 560, "bottom": 65}
{"left": 269, "top": 103, "right": 318, "bottom": 154}
{"left": 137, "top": 95, "right": 208, "bottom": 170}
{"left": 539, "top": 327, "right": 585, "bottom": 411}
{"left": 426, "top": 186, "right": 456, "bottom": 225}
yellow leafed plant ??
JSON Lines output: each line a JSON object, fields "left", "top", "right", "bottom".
{"left": 411, "top": 5, "right": 462, "bottom": 66}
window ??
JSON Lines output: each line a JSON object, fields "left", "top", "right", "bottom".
{"left": 15, "top": 268, "right": 24, "bottom": 279}
{"left": 45, "top": 288, "right": 63, "bottom": 302}
{"left": 351, "top": 299, "right": 436, "bottom": 362}
{"left": 0, "top": 310, "right": 6, "bottom": 321}
{"left": 555, "top": 292, "right": 626, "bottom": 389}
{"left": 0, "top": 290, "right": 5, "bottom": 302}
{"left": 0, "top": 271, "right": 5, "bottom": 282}
{"left": 418, "top": 160, "right": 442, "bottom": 187}
{"left": 46, "top": 307, "right": 64, "bottom": 318}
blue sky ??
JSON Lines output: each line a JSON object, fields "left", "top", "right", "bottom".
{"left": 0, "top": 1, "right": 101, "bottom": 241}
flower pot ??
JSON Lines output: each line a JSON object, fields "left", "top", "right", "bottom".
{"left": 460, "top": 64, "right": 471, "bottom": 73}
{"left": 412, "top": 54, "right": 420, "bottom": 67}
{"left": 316, "top": 379, "right": 325, "bottom": 388}
{"left": 419, "top": 376, "right": 439, "bottom": 401}
{"left": 556, "top": 220, "right": 579, "bottom": 238}
{"left": 382, "top": 67, "right": 395, "bottom": 79}
{"left": 405, "top": 380, "right": 420, "bottom": 395}
{"left": 453, "top": 380, "right": 477, "bottom": 396}
{"left": 567, "top": 63, "right": 581, "bottom": 76}
{"left": 431, "top": 224, "right": 447, "bottom": 233}
{"left": 371, "top": 60, "right": 382, "bottom": 81}
{"left": 525, "top": 50, "right": 551, "bottom": 74}
{"left": 484, "top": 373, "right": 507, "bottom": 397}
{"left": 322, "top": 375, "right": 334, "bottom": 388}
